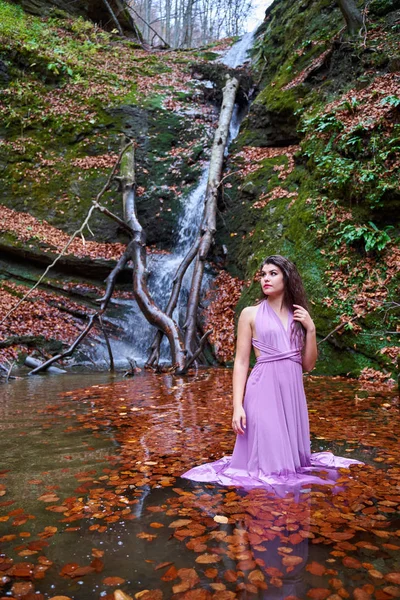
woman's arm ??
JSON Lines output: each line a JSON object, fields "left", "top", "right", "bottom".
{"left": 293, "top": 304, "right": 317, "bottom": 372}
{"left": 232, "top": 307, "right": 253, "bottom": 435}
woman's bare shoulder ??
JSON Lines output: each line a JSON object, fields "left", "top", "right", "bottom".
{"left": 239, "top": 304, "right": 259, "bottom": 322}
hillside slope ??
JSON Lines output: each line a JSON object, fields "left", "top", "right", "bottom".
{"left": 0, "top": 0, "right": 221, "bottom": 365}
{"left": 216, "top": 0, "right": 399, "bottom": 380}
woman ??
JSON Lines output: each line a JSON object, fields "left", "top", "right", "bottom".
{"left": 182, "top": 255, "right": 360, "bottom": 492}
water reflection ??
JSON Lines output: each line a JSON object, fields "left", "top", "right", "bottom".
{"left": 0, "top": 370, "right": 398, "bottom": 599}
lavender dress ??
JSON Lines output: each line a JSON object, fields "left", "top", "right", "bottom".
{"left": 182, "top": 300, "right": 361, "bottom": 493}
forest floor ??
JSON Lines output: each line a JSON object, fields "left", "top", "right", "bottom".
{"left": 0, "top": 370, "right": 399, "bottom": 600}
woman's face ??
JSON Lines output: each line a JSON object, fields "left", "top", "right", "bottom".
{"left": 260, "top": 263, "right": 285, "bottom": 298}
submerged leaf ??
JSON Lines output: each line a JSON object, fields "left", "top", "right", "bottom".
{"left": 195, "top": 554, "right": 221, "bottom": 564}
{"left": 103, "top": 577, "right": 126, "bottom": 586}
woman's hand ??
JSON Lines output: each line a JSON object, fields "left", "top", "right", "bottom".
{"left": 293, "top": 304, "right": 315, "bottom": 333}
{"left": 232, "top": 406, "right": 247, "bottom": 435}
{"left": 293, "top": 304, "right": 318, "bottom": 371}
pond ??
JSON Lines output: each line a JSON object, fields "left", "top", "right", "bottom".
{"left": 0, "top": 370, "right": 399, "bottom": 600}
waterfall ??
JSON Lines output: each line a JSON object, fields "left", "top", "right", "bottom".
{"left": 92, "top": 33, "right": 256, "bottom": 368}
{"left": 220, "top": 29, "right": 257, "bottom": 69}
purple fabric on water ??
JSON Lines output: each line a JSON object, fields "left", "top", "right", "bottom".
{"left": 182, "top": 299, "right": 361, "bottom": 493}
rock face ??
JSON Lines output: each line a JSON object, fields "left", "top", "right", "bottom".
{"left": 9, "top": 0, "right": 139, "bottom": 35}
{"left": 244, "top": 102, "right": 300, "bottom": 147}
{"left": 0, "top": 1, "right": 213, "bottom": 366}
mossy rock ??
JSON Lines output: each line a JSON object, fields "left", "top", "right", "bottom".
{"left": 242, "top": 87, "right": 303, "bottom": 147}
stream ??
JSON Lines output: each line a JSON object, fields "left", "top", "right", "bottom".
{"left": 0, "top": 371, "right": 399, "bottom": 599}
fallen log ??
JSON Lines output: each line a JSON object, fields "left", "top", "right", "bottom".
{"left": 184, "top": 75, "right": 239, "bottom": 356}
{"left": 25, "top": 356, "right": 66, "bottom": 374}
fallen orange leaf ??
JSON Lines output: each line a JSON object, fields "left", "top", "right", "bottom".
{"left": 103, "top": 576, "right": 126, "bottom": 586}
{"left": 195, "top": 553, "right": 221, "bottom": 564}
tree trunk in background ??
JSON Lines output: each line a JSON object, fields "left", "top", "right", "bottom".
{"left": 182, "top": 0, "right": 195, "bottom": 47}
{"left": 337, "top": 0, "right": 363, "bottom": 35}
{"left": 165, "top": 0, "right": 171, "bottom": 45}
{"left": 184, "top": 75, "right": 239, "bottom": 356}
{"left": 174, "top": 0, "right": 181, "bottom": 46}
{"left": 120, "top": 145, "right": 187, "bottom": 371}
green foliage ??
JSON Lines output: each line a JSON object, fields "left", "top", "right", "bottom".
{"left": 381, "top": 95, "right": 400, "bottom": 107}
{"left": 314, "top": 153, "right": 354, "bottom": 192}
{"left": 336, "top": 222, "right": 393, "bottom": 252}
{"left": 337, "top": 96, "right": 360, "bottom": 114}
{"left": 224, "top": 0, "right": 400, "bottom": 378}
{"left": 302, "top": 112, "right": 344, "bottom": 134}
{"left": 0, "top": 0, "right": 44, "bottom": 42}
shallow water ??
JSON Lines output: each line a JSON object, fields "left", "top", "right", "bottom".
{"left": 0, "top": 371, "right": 399, "bottom": 599}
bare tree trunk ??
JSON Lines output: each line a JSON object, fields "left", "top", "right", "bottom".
{"left": 101, "top": 0, "right": 124, "bottom": 35}
{"left": 120, "top": 144, "right": 187, "bottom": 371}
{"left": 126, "top": 1, "right": 170, "bottom": 47}
{"left": 28, "top": 313, "right": 100, "bottom": 375}
{"left": 22, "top": 72, "right": 240, "bottom": 375}
{"left": 337, "top": 0, "right": 363, "bottom": 35}
{"left": 146, "top": 237, "right": 200, "bottom": 367}
{"left": 165, "top": 0, "right": 171, "bottom": 45}
{"left": 145, "top": 0, "right": 152, "bottom": 39}
{"left": 182, "top": 0, "right": 195, "bottom": 47}
{"left": 184, "top": 75, "right": 239, "bottom": 356}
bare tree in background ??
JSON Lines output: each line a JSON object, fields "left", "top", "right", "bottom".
{"left": 124, "top": 0, "right": 254, "bottom": 48}
{"left": 337, "top": 0, "right": 363, "bottom": 35}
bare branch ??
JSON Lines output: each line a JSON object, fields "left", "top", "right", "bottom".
{"left": 94, "top": 202, "right": 134, "bottom": 236}
{"left": 180, "top": 329, "right": 213, "bottom": 373}
{"left": 101, "top": 0, "right": 124, "bottom": 35}
{"left": 125, "top": 1, "right": 170, "bottom": 46}
{"left": 184, "top": 75, "right": 239, "bottom": 355}
{"left": 146, "top": 237, "right": 201, "bottom": 367}
{"left": 0, "top": 144, "right": 132, "bottom": 328}
{"left": 96, "top": 245, "right": 132, "bottom": 311}
{"left": 120, "top": 142, "right": 187, "bottom": 370}
{"left": 28, "top": 313, "right": 99, "bottom": 375}
{"left": 318, "top": 298, "right": 397, "bottom": 345}
{"left": 0, "top": 204, "right": 96, "bottom": 328}
{"left": 317, "top": 313, "right": 363, "bottom": 345}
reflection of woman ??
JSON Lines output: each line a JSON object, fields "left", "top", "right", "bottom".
{"left": 183, "top": 255, "right": 360, "bottom": 492}
{"left": 242, "top": 489, "right": 311, "bottom": 600}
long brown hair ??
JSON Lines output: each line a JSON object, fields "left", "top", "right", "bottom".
{"left": 258, "top": 255, "right": 309, "bottom": 349}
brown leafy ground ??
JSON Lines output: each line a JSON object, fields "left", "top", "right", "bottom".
{"left": 0, "top": 371, "right": 398, "bottom": 600}
{"left": 0, "top": 281, "right": 96, "bottom": 363}
{"left": 0, "top": 279, "right": 136, "bottom": 363}
{"left": 203, "top": 271, "right": 244, "bottom": 364}
{"left": 0, "top": 265, "right": 244, "bottom": 366}
{"left": 0, "top": 205, "right": 127, "bottom": 260}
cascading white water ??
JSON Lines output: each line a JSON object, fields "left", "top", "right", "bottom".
{"left": 92, "top": 32, "right": 256, "bottom": 367}
{"left": 220, "top": 29, "right": 257, "bottom": 69}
